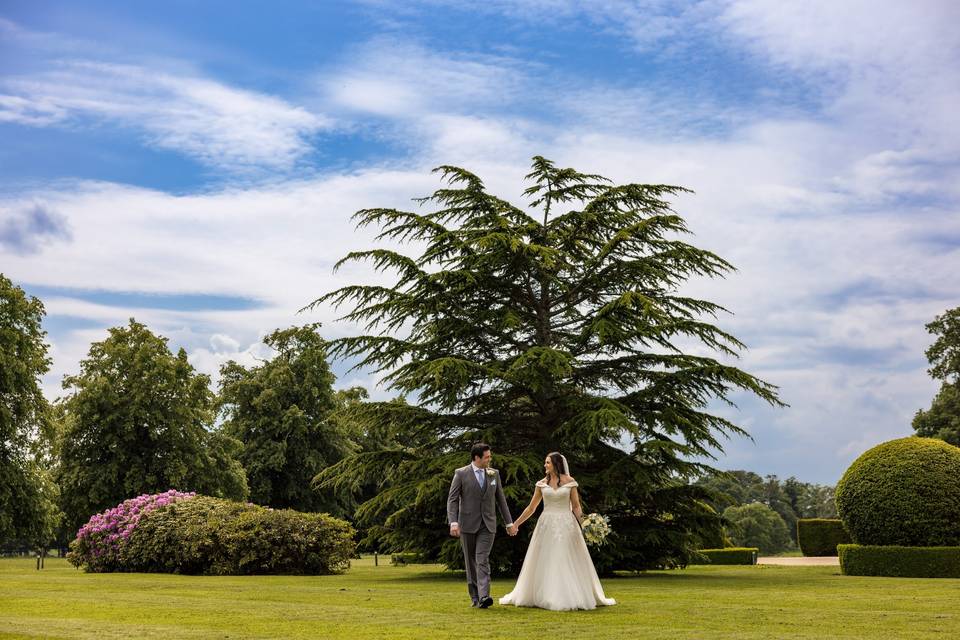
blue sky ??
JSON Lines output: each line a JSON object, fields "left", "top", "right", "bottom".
{"left": 2, "top": 1, "right": 958, "bottom": 484}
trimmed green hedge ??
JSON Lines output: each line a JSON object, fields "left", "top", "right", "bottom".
{"left": 835, "top": 437, "right": 960, "bottom": 547}
{"left": 122, "top": 496, "right": 355, "bottom": 575}
{"left": 690, "top": 548, "right": 758, "bottom": 565}
{"left": 797, "top": 519, "right": 851, "bottom": 556}
{"left": 838, "top": 544, "right": 960, "bottom": 578}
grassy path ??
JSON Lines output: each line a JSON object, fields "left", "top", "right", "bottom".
{"left": 1, "top": 557, "right": 957, "bottom": 639}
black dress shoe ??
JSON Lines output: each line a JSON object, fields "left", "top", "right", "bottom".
{"left": 478, "top": 596, "right": 494, "bottom": 609}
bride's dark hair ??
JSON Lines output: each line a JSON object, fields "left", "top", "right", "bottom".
{"left": 544, "top": 451, "right": 566, "bottom": 485}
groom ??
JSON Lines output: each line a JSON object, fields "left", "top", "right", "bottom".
{"left": 447, "top": 443, "right": 516, "bottom": 608}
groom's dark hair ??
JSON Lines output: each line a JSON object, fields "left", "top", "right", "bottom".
{"left": 471, "top": 443, "right": 491, "bottom": 461}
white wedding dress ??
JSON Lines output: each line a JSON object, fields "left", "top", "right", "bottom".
{"left": 499, "top": 481, "right": 616, "bottom": 611}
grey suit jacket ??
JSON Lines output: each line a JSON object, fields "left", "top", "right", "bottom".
{"left": 447, "top": 464, "right": 513, "bottom": 534}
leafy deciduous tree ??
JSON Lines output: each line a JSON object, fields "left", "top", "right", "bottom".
{"left": 913, "top": 383, "right": 960, "bottom": 447}
{"left": 782, "top": 475, "right": 838, "bottom": 519}
{"left": 922, "top": 307, "right": 960, "bottom": 384}
{"left": 218, "top": 325, "right": 353, "bottom": 513}
{"left": 56, "top": 319, "right": 247, "bottom": 533}
{"left": 914, "top": 306, "right": 960, "bottom": 446}
{"left": 697, "top": 470, "right": 837, "bottom": 544}
{"left": 0, "top": 274, "right": 53, "bottom": 546}
{"left": 722, "top": 502, "right": 793, "bottom": 555}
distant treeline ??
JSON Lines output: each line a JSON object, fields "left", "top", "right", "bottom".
{"left": 695, "top": 470, "right": 837, "bottom": 554}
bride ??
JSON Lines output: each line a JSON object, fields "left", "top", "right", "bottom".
{"left": 499, "top": 452, "right": 616, "bottom": 611}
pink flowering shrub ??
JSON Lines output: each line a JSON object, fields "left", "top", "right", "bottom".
{"left": 122, "top": 496, "right": 356, "bottom": 575}
{"left": 67, "top": 491, "right": 355, "bottom": 575}
{"left": 67, "top": 490, "right": 196, "bottom": 572}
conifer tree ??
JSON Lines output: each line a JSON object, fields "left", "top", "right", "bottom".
{"left": 308, "top": 157, "right": 783, "bottom": 572}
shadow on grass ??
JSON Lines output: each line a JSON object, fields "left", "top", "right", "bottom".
{"left": 378, "top": 565, "right": 781, "bottom": 586}
{"left": 371, "top": 568, "right": 467, "bottom": 582}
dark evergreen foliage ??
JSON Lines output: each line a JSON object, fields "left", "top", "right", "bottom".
{"left": 307, "top": 157, "right": 783, "bottom": 572}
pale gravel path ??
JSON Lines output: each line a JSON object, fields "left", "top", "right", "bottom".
{"left": 758, "top": 556, "right": 840, "bottom": 566}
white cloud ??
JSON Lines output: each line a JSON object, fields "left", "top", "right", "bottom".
{"left": 717, "top": 1, "right": 960, "bottom": 74}
{"left": 1, "top": 171, "right": 429, "bottom": 300}
{"left": 1, "top": 60, "right": 331, "bottom": 172}
{"left": 12, "top": 117, "right": 956, "bottom": 484}
{"left": 187, "top": 333, "right": 276, "bottom": 389}
{"left": 209, "top": 333, "right": 241, "bottom": 354}
{"left": 718, "top": 2, "right": 960, "bottom": 156}
{"left": 320, "top": 38, "right": 532, "bottom": 120}
{"left": 2, "top": 168, "right": 442, "bottom": 403}
{"left": 0, "top": 94, "right": 67, "bottom": 126}
{"left": 5, "top": 4, "right": 960, "bottom": 483}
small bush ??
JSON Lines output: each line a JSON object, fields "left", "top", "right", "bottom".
{"left": 67, "top": 490, "right": 196, "bottom": 572}
{"left": 838, "top": 544, "right": 960, "bottom": 578}
{"left": 835, "top": 437, "right": 960, "bottom": 546}
{"left": 120, "top": 495, "right": 247, "bottom": 574}
{"left": 797, "top": 519, "right": 851, "bottom": 556}
{"left": 68, "top": 493, "right": 355, "bottom": 575}
{"left": 122, "top": 496, "right": 355, "bottom": 575}
{"left": 689, "top": 548, "right": 758, "bottom": 565}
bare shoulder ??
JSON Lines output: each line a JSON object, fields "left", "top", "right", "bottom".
{"left": 561, "top": 474, "right": 575, "bottom": 484}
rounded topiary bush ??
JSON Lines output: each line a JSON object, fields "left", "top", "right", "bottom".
{"left": 835, "top": 437, "right": 960, "bottom": 547}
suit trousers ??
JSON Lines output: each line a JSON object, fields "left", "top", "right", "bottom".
{"left": 460, "top": 524, "right": 495, "bottom": 602}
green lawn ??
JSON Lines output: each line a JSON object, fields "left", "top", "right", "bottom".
{"left": 1, "top": 556, "right": 956, "bottom": 639}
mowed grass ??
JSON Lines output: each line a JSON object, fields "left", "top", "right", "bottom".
{"left": 1, "top": 556, "right": 957, "bottom": 639}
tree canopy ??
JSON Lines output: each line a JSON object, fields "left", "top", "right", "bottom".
{"left": 56, "top": 319, "right": 247, "bottom": 532}
{"left": 308, "top": 157, "right": 783, "bottom": 572}
{"left": 0, "top": 273, "right": 53, "bottom": 545}
{"left": 696, "top": 469, "right": 837, "bottom": 544}
{"left": 913, "top": 306, "right": 960, "bottom": 446}
{"left": 913, "top": 382, "right": 960, "bottom": 447}
{"left": 218, "top": 325, "right": 353, "bottom": 513}
{"left": 722, "top": 502, "right": 793, "bottom": 555}
{"left": 923, "top": 307, "right": 960, "bottom": 384}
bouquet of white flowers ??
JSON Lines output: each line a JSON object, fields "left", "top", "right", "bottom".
{"left": 580, "top": 513, "right": 611, "bottom": 547}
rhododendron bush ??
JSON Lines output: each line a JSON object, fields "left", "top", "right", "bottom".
{"left": 68, "top": 491, "right": 355, "bottom": 575}
{"left": 68, "top": 490, "right": 195, "bottom": 572}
